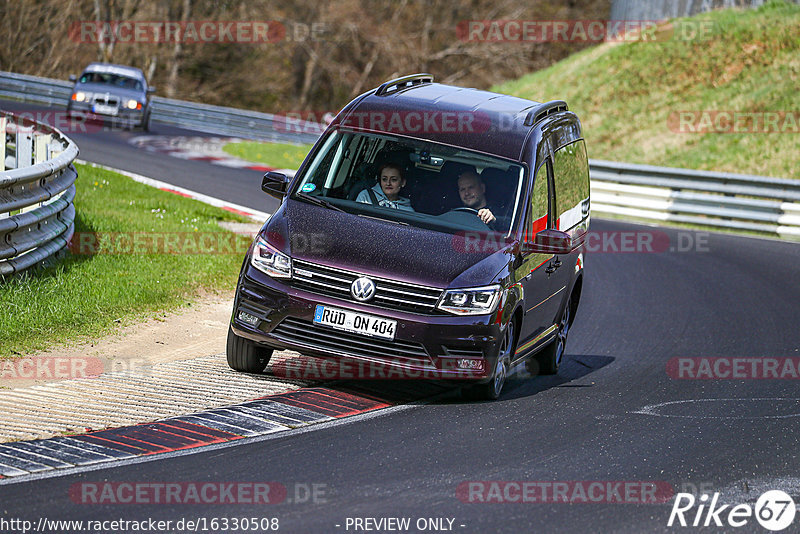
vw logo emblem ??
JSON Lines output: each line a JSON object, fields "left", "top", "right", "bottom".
{"left": 351, "top": 277, "right": 376, "bottom": 302}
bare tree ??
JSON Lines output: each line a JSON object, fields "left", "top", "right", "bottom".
{"left": 0, "top": 0, "right": 613, "bottom": 111}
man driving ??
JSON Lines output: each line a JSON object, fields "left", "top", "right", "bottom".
{"left": 457, "top": 171, "right": 496, "bottom": 225}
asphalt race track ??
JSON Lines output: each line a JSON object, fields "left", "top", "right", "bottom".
{"left": 2, "top": 98, "right": 800, "bottom": 533}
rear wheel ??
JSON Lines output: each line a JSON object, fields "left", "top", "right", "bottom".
{"left": 462, "top": 321, "right": 514, "bottom": 401}
{"left": 531, "top": 300, "right": 571, "bottom": 375}
{"left": 226, "top": 326, "right": 273, "bottom": 373}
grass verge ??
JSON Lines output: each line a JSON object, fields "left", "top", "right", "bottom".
{"left": 222, "top": 141, "right": 312, "bottom": 169}
{"left": 0, "top": 163, "right": 254, "bottom": 358}
{"left": 493, "top": 0, "right": 800, "bottom": 179}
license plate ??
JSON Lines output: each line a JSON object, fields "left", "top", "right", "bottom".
{"left": 313, "top": 305, "right": 397, "bottom": 341}
{"left": 92, "top": 104, "right": 118, "bottom": 116}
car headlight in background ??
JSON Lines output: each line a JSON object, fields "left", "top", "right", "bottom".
{"left": 71, "top": 92, "right": 87, "bottom": 102}
{"left": 251, "top": 237, "right": 292, "bottom": 279}
{"left": 125, "top": 99, "right": 142, "bottom": 110}
{"left": 437, "top": 285, "right": 502, "bottom": 316}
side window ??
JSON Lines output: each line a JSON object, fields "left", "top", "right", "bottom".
{"left": 553, "top": 140, "right": 589, "bottom": 231}
{"left": 526, "top": 159, "right": 551, "bottom": 240}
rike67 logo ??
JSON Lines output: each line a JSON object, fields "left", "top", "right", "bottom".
{"left": 668, "top": 490, "right": 796, "bottom": 531}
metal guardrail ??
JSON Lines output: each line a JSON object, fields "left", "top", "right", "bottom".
{"left": 590, "top": 159, "right": 800, "bottom": 239}
{"left": 0, "top": 71, "right": 319, "bottom": 145}
{"left": 149, "top": 96, "right": 321, "bottom": 145}
{"left": 2, "top": 71, "right": 798, "bottom": 241}
{"left": 0, "top": 111, "right": 79, "bottom": 275}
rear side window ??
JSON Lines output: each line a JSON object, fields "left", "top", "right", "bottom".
{"left": 553, "top": 140, "right": 589, "bottom": 231}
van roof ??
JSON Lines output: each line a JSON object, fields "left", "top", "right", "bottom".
{"left": 335, "top": 74, "right": 567, "bottom": 161}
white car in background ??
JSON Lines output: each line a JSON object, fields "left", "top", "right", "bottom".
{"left": 66, "top": 62, "right": 154, "bottom": 131}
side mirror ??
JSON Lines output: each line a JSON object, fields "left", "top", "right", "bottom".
{"left": 262, "top": 171, "right": 290, "bottom": 199}
{"left": 69, "top": 74, "right": 77, "bottom": 82}
{"left": 147, "top": 87, "right": 156, "bottom": 94}
{"left": 522, "top": 229, "right": 573, "bottom": 255}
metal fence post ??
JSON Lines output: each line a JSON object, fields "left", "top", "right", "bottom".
{"left": 16, "top": 128, "right": 32, "bottom": 170}
{"left": 0, "top": 116, "right": 6, "bottom": 172}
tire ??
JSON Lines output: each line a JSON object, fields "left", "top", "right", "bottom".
{"left": 142, "top": 109, "right": 151, "bottom": 132}
{"left": 530, "top": 299, "right": 571, "bottom": 376}
{"left": 462, "top": 321, "right": 515, "bottom": 401}
{"left": 226, "top": 326, "right": 273, "bottom": 373}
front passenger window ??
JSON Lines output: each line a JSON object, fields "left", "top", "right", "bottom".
{"left": 526, "top": 160, "right": 550, "bottom": 241}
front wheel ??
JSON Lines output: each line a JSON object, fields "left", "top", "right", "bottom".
{"left": 141, "top": 109, "right": 151, "bottom": 132}
{"left": 226, "top": 326, "right": 273, "bottom": 373}
{"left": 462, "top": 321, "right": 514, "bottom": 401}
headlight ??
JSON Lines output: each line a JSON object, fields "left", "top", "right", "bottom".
{"left": 125, "top": 99, "right": 142, "bottom": 110}
{"left": 437, "top": 285, "right": 502, "bottom": 316}
{"left": 251, "top": 237, "right": 291, "bottom": 279}
{"left": 72, "top": 92, "right": 87, "bottom": 102}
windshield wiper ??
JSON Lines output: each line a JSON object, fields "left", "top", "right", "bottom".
{"left": 294, "top": 192, "right": 345, "bottom": 212}
{"left": 357, "top": 213, "right": 409, "bottom": 226}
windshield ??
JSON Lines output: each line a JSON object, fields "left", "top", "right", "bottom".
{"left": 79, "top": 72, "right": 144, "bottom": 91}
{"left": 292, "top": 130, "right": 525, "bottom": 236}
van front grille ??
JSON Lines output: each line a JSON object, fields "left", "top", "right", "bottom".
{"left": 289, "top": 259, "right": 444, "bottom": 315}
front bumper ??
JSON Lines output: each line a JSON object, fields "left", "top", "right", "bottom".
{"left": 67, "top": 102, "right": 146, "bottom": 126}
{"left": 231, "top": 265, "right": 504, "bottom": 381}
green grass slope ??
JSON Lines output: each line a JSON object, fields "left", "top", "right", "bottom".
{"left": 494, "top": 1, "right": 799, "bottom": 179}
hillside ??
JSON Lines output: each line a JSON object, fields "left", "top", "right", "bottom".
{"left": 494, "top": 1, "right": 799, "bottom": 179}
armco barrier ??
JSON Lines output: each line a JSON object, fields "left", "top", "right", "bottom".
{"left": 590, "top": 160, "right": 800, "bottom": 239}
{"left": 0, "top": 71, "right": 319, "bottom": 145}
{"left": 2, "top": 71, "right": 798, "bottom": 241}
{"left": 0, "top": 110, "right": 79, "bottom": 275}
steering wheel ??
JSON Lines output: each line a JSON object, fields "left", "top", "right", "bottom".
{"left": 451, "top": 207, "right": 480, "bottom": 214}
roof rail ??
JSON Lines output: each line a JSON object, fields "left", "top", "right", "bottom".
{"left": 375, "top": 73, "right": 434, "bottom": 96}
{"left": 523, "top": 100, "right": 568, "bottom": 126}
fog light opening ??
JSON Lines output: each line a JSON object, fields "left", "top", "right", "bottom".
{"left": 237, "top": 311, "right": 259, "bottom": 326}
{"left": 457, "top": 359, "right": 485, "bottom": 371}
